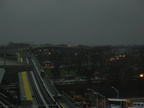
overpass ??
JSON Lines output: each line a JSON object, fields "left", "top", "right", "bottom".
{"left": 0, "top": 46, "right": 83, "bottom": 108}
{"left": 0, "top": 46, "right": 33, "bottom": 72}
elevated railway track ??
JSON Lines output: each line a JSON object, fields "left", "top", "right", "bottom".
{"left": 0, "top": 47, "right": 83, "bottom": 108}
{"left": 23, "top": 55, "right": 59, "bottom": 108}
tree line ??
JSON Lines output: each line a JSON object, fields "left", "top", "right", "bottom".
{"left": 33, "top": 45, "right": 144, "bottom": 83}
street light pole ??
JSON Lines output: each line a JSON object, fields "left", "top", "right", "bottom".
{"left": 87, "top": 89, "right": 98, "bottom": 108}
{"left": 111, "top": 86, "right": 119, "bottom": 98}
{"left": 87, "top": 88, "right": 106, "bottom": 108}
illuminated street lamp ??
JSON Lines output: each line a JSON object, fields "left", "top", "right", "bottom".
{"left": 111, "top": 86, "right": 119, "bottom": 98}
{"left": 140, "top": 74, "right": 144, "bottom": 78}
{"left": 48, "top": 52, "right": 51, "bottom": 55}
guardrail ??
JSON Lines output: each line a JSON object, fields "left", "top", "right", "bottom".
{"left": 30, "top": 53, "right": 62, "bottom": 97}
{"left": 0, "top": 47, "right": 31, "bottom": 66}
{"left": 62, "top": 91, "right": 83, "bottom": 108}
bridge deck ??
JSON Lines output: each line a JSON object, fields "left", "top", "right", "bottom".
{"left": 0, "top": 58, "right": 33, "bottom": 71}
{"left": 0, "top": 58, "right": 25, "bottom": 66}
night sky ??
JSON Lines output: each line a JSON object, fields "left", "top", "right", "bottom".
{"left": 0, "top": 0, "right": 144, "bottom": 46}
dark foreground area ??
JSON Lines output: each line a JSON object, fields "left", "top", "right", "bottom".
{"left": 55, "top": 79, "right": 144, "bottom": 98}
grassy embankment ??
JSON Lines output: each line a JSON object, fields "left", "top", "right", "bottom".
{"left": 44, "top": 68, "right": 77, "bottom": 79}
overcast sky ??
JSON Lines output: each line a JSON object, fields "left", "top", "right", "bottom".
{"left": 0, "top": 0, "right": 144, "bottom": 46}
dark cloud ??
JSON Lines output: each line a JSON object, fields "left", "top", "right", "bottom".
{"left": 0, "top": 0, "right": 144, "bottom": 45}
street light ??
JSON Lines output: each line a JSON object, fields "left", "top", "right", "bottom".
{"left": 87, "top": 88, "right": 98, "bottom": 108}
{"left": 111, "top": 86, "right": 119, "bottom": 98}
{"left": 87, "top": 88, "right": 106, "bottom": 108}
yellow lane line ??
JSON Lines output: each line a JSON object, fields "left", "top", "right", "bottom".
{"left": 20, "top": 57, "right": 23, "bottom": 62}
{"left": 17, "top": 53, "right": 21, "bottom": 62}
{"left": 60, "top": 103, "right": 65, "bottom": 108}
{"left": 22, "top": 72, "right": 32, "bottom": 100}
{"left": 17, "top": 53, "right": 23, "bottom": 62}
